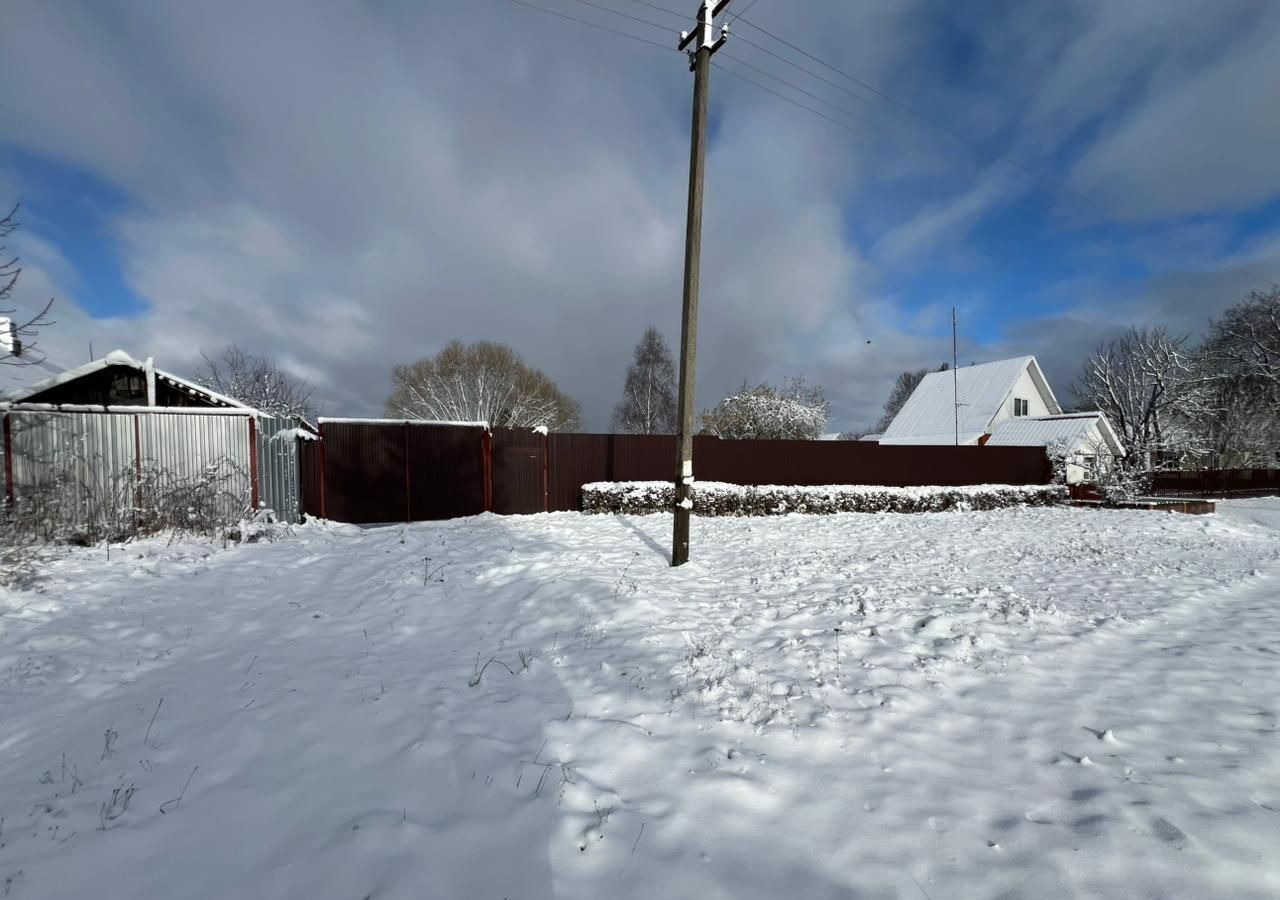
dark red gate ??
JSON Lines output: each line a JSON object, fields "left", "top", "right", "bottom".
{"left": 490, "top": 428, "right": 547, "bottom": 514}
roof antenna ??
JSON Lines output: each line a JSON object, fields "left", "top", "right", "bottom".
{"left": 89, "top": 340, "right": 95, "bottom": 362}
{"left": 952, "top": 306, "right": 959, "bottom": 446}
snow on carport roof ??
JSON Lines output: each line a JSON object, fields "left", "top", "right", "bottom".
{"left": 987, "top": 413, "right": 1124, "bottom": 456}
{"left": 880, "top": 356, "right": 1060, "bottom": 445}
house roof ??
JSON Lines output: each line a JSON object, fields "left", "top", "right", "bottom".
{"left": 1, "top": 349, "right": 256, "bottom": 411}
{"left": 986, "top": 412, "right": 1125, "bottom": 456}
{"left": 879, "top": 356, "right": 1062, "bottom": 445}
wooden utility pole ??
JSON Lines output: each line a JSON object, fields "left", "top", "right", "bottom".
{"left": 952, "top": 306, "right": 959, "bottom": 446}
{"left": 672, "top": 0, "right": 730, "bottom": 567}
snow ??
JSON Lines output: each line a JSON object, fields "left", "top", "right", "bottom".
{"left": 317, "top": 417, "right": 490, "bottom": 429}
{"left": 880, "top": 356, "right": 1061, "bottom": 445}
{"left": 270, "top": 426, "right": 319, "bottom": 442}
{"left": 3, "top": 500, "right": 1280, "bottom": 899}
{"left": 987, "top": 412, "right": 1124, "bottom": 456}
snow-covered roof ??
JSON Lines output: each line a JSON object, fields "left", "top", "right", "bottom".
{"left": 1, "top": 349, "right": 255, "bottom": 411}
{"left": 879, "top": 356, "right": 1061, "bottom": 445}
{"left": 986, "top": 413, "right": 1125, "bottom": 456}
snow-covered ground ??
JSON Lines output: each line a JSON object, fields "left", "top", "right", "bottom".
{"left": 2, "top": 501, "right": 1280, "bottom": 899}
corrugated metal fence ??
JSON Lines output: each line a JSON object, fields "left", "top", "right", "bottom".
{"left": 1149, "top": 468, "right": 1280, "bottom": 497}
{"left": 3, "top": 408, "right": 308, "bottom": 533}
{"left": 256, "top": 415, "right": 307, "bottom": 523}
{"left": 303, "top": 421, "right": 1053, "bottom": 523}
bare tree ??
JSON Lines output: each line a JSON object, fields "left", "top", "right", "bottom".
{"left": 1196, "top": 372, "right": 1280, "bottom": 467}
{"left": 1208, "top": 288, "right": 1280, "bottom": 386}
{"left": 1198, "top": 290, "right": 1280, "bottom": 466}
{"left": 386, "top": 340, "right": 581, "bottom": 431}
{"left": 612, "top": 327, "right": 676, "bottom": 434}
{"left": 699, "top": 377, "right": 829, "bottom": 440}
{"left": 1072, "top": 326, "right": 1217, "bottom": 471}
{"left": 873, "top": 363, "right": 949, "bottom": 433}
{"left": 196, "top": 345, "right": 316, "bottom": 420}
{"left": 1, "top": 203, "right": 55, "bottom": 366}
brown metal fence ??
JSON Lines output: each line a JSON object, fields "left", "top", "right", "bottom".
{"left": 303, "top": 420, "right": 486, "bottom": 524}
{"left": 692, "top": 438, "right": 1050, "bottom": 489}
{"left": 1149, "top": 468, "right": 1280, "bottom": 497}
{"left": 303, "top": 421, "right": 1053, "bottom": 523}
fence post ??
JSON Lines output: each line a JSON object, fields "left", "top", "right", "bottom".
{"left": 481, "top": 429, "right": 493, "bottom": 513}
{"left": 543, "top": 431, "right": 550, "bottom": 512}
{"left": 318, "top": 422, "right": 327, "bottom": 519}
{"left": 3, "top": 413, "right": 13, "bottom": 509}
{"left": 248, "top": 416, "right": 260, "bottom": 512}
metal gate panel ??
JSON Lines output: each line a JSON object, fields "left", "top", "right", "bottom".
{"left": 491, "top": 428, "right": 547, "bottom": 515}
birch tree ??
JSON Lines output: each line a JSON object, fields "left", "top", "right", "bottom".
{"left": 699, "top": 377, "right": 829, "bottom": 440}
{"left": 611, "top": 327, "right": 676, "bottom": 434}
{"left": 386, "top": 340, "right": 581, "bottom": 431}
{"left": 197, "top": 345, "right": 316, "bottom": 420}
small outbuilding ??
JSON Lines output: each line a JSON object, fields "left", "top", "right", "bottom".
{"left": 2, "top": 350, "right": 253, "bottom": 411}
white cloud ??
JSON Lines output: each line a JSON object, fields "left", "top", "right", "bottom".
{"left": 1, "top": 0, "right": 1277, "bottom": 433}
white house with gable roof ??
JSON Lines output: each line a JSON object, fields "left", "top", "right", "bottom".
{"left": 878, "top": 356, "right": 1123, "bottom": 483}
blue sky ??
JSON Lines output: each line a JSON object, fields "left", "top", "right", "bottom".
{"left": 2, "top": 0, "right": 1278, "bottom": 430}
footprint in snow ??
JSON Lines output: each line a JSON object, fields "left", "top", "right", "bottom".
{"left": 1151, "top": 816, "right": 1188, "bottom": 849}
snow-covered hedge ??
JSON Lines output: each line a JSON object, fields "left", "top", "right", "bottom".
{"left": 581, "top": 480, "right": 1066, "bottom": 516}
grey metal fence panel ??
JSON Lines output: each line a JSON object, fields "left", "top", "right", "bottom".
{"left": 137, "top": 412, "right": 253, "bottom": 522}
{"left": 6, "top": 410, "right": 136, "bottom": 531}
{"left": 256, "top": 416, "right": 304, "bottom": 523}
{"left": 5, "top": 408, "right": 254, "bottom": 535}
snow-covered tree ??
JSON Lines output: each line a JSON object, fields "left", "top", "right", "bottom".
{"left": 699, "top": 377, "right": 829, "bottom": 440}
{"left": 1, "top": 203, "right": 54, "bottom": 366}
{"left": 872, "top": 363, "right": 949, "bottom": 433}
{"left": 1072, "top": 326, "right": 1217, "bottom": 471}
{"left": 386, "top": 340, "right": 581, "bottom": 431}
{"left": 196, "top": 345, "right": 316, "bottom": 420}
{"left": 612, "top": 327, "right": 676, "bottom": 434}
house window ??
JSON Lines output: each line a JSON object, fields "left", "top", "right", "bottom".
{"left": 1013, "top": 398, "right": 1029, "bottom": 416}
{"left": 110, "top": 372, "right": 147, "bottom": 404}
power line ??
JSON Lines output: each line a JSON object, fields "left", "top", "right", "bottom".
{"left": 730, "top": 32, "right": 885, "bottom": 116}
{"left": 508, "top": 0, "right": 870, "bottom": 140}
{"left": 616, "top": 0, "right": 685, "bottom": 20}
{"left": 562, "top": 1, "right": 873, "bottom": 134}
{"left": 714, "top": 60, "right": 867, "bottom": 138}
{"left": 510, "top": 1, "right": 1277, "bottom": 288}
{"left": 564, "top": 0, "right": 672, "bottom": 33}
{"left": 727, "top": 0, "right": 761, "bottom": 25}
{"left": 733, "top": 15, "right": 1280, "bottom": 288}
{"left": 508, "top": 0, "right": 678, "bottom": 52}
{"left": 719, "top": 51, "right": 874, "bottom": 130}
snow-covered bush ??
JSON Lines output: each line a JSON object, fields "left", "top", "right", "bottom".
{"left": 698, "top": 377, "right": 829, "bottom": 440}
{"left": 581, "top": 481, "right": 1066, "bottom": 516}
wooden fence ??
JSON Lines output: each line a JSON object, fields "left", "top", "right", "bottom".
{"left": 301, "top": 421, "right": 1053, "bottom": 524}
